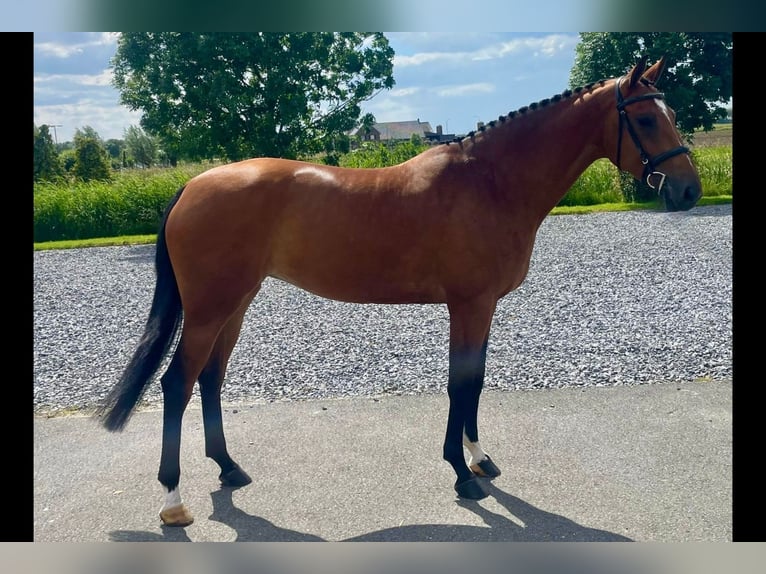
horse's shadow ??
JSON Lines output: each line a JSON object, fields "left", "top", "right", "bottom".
{"left": 346, "top": 481, "right": 631, "bottom": 542}
{"left": 109, "top": 480, "right": 631, "bottom": 543}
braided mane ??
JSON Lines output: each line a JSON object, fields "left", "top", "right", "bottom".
{"left": 444, "top": 79, "right": 609, "bottom": 145}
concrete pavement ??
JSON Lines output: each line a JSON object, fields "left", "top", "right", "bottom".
{"left": 33, "top": 379, "right": 731, "bottom": 542}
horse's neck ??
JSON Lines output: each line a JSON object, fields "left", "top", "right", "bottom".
{"left": 468, "top": 85, "right": 612, "bottom": 222}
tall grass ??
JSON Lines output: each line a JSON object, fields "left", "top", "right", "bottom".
{"left": 691, "top": 146, "right": 732, "bottom": 196}
{"left": 34, "top": 164, "right": 212, "bottom": 242}
{"left": 559, "top": 159, "right": 623, "bottom": 206}
{"left": 33, "top": 145, "right": 731, "bottom": 244}
{"left": 339, "top": 140, "right": 431, "bottom": 168}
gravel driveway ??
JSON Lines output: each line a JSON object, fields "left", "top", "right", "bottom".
{"left": 33, "top": 204, "right": 732, "bottom": 414}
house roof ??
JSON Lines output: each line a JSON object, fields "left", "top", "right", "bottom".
{"left": 353, "top": 120, "right": 434, "bottom": 140}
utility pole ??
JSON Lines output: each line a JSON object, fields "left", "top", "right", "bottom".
{"left": 50, "top": 124, "right": 62, "bottom": 145}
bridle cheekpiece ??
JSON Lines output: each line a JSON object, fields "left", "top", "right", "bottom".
{"left": 614, "top": 76, "right": 690, "bottom": 194}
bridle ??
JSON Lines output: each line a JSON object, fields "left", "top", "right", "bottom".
{"left": 615, "top": 76, "right": 690, "bottom": 194}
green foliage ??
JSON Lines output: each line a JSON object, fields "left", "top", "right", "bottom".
{"left": 104, "top": 139, "right": 123, "bottom": 160}
{"left": 691, "top": 147, "right": 732, "bottom": 196}
{"left": 617, "top": 171, "right": 656, "bottom": 204}
{"left": 339, "top": 140, "right": 431, "bottom": 168}
{"left": 33, "top": 164, "right": 210, "bottom": 242}
{"left": 72, "top": 127, "right": 113, "bottom": 182}
{"left": 123, "top": 125, "right": 159, "bottom": 168}
{"left": 34, "top": 124, "right": 65, "bottom": 182}
{"left": 112, "top": 33, "right": 395, "bottom": 163}
{"left": 60, "top": 149, "right": 76, "bottom": 172}
{"left": 570, "top": 33, "right": 732, "bottom": 137}
{"left": 559, "top": 159, "right": 623, "bottom": 206}
{"left": 103, "top": 138, "right": 125, "bottom": 170}
{"left": 319, "top": 132, "right": 352, "bottom": 166}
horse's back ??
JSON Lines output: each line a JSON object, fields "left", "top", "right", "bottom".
{"left": 164, "top": 156, "right": 455, "bottom": 304}
{"left": 165, "top": 150, "right": 536, "bottom": 306}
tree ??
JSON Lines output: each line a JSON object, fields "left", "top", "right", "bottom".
{"left": 34, "top": 124, "right": 64, "bottom": 181}
{"left": 111, "top": 33, "right": 395, "bottom": 163}
{"left": 104, "top": 138, "right": 125, "bottom": 170}
{"left": 123, "top": 125, "right": 159, "bottom": 168}
{"left": 72, "top": 126, "right": 112, "bottom": 181}
{"left": 60, "top": 149, "right": 76, "bottom": 172}
{"left": 570, "top": 33, "right": 732, "bottom": 136}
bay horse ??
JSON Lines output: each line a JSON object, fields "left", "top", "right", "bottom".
{"left": 97, "top": 55, "right": 701, "bottom": 527}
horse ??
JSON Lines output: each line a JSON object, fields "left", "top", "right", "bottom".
{"left": 96, "top": 55, "right": 701, "bottom": 527}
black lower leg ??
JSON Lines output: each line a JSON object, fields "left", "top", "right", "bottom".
{"left": 444, "top": 346, "right": 489, "bottom": 500}
{"left": 462, "top": 339, "right": 488, "bottom": 443}
{"left": 158, "top": 368, "right": 187, "bottom": 491}
{"left": 199, "top": 368, "right": 251, "bottom": 487}
{"left": 444, "top": 398, "right": 474, "bottom": 484}
{"left": 460, "top": 339, "right": 501, "bottom": 479}
{"left": 444, "top": 392, "right": 487, "bottom": 499}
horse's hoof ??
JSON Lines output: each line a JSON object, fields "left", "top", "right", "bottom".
{"left": 160, "top": 504, "right": 194, "bottom": 527}
{"left": 470, "top": 455, "right": 501, "bottom": 478}
{"left": 219, "top": 464, "right": 252, "bottom": 487}
{"left": 455, "top": 476, "right": 488, "bottom": 500}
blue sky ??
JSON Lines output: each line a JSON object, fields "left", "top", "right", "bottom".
{"left": 33, "top": 32, "right": 582, "bottom": 144}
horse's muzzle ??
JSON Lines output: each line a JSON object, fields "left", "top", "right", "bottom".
{"left": 662, "top": 179, "right": 703, "bottom": 212}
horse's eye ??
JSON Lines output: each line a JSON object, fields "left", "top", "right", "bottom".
{"left": 637, "top": 116, "right": 656, "bottom": 129}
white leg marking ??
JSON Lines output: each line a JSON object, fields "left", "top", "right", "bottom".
{"left": 463, "top": 431, "right": 487, "bottom": 467}
{"left": 158, "top": 485, "right": 194, "bottom": 526}
{"left": 160, "top": 486, "right": 183, "bottom": 513}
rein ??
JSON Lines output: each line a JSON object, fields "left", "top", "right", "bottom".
{"left": 614, "top": 76, "right": 690, "bottom": 194}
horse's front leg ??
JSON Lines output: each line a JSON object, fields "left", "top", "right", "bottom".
{"left": 444, "top": 296, "right": 500, "bottom": 499}
{"left": 462, "top": 338, "right": 502, "bottom": 480}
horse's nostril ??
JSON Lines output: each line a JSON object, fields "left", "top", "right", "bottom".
{"left": 684, "top": 185, "right": 701, "bottom": 203}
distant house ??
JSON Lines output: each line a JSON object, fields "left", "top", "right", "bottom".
{"left": 351, "top": 119, "right": 457, "bottom": 145}
{"left": 423, "top": 124, "right": 458, "bottom": 143}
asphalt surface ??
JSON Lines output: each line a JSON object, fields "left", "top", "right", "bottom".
{"left": 33, "top": 378, "right": 731, "bottom": 542}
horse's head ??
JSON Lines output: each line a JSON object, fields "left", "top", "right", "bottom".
{"left": 608, "top": 56, "right": 702, "bottom": 212}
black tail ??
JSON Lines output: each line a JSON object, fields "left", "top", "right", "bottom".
{"left": 96, "top": 186, "right": 187, "bottom": 431}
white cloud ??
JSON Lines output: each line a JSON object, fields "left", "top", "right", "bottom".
{"left": 389, "top": 87, "right": 421, "bottom": 98}
{"left": 491, "top": 34, "right": 578, "bottom": 59}
{"left": 434, "top": 83, "right": 495, "bottom": 98}
{"left": 35, "top": 69, "right": 114, "bottom": 88}
{"left": 34, "top": 32, "right": 119, "bottom": 59}
{"left": 394, "top": 34, "right": 578, "bottom": 68}
{"left": 35, "top": 42, "right": 84, "bottom": 58}
{"left": 363, "top": 96, "right": 418, "bottom": 124}
{"left": 394, "top": 52, "right": 461, "bottom": 67}
{"left": 34, "top": 101, "right": 143, "bottom": 142}
{"left": 533, "top": 34, "right": 579, "bottom": 57}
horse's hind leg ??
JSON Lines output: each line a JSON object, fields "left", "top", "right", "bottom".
{"left": 199, "top": 300, "right": 254, "bottom": 488}
{"left": 157, "top": 321, "right": 227, "bottom": 527}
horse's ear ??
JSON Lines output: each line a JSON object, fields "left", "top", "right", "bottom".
{"left": 628, "top": 56, "right": 648, "bottom": 88}
{"left": 642, "top": 55, "right": 668, "bottom": 86}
